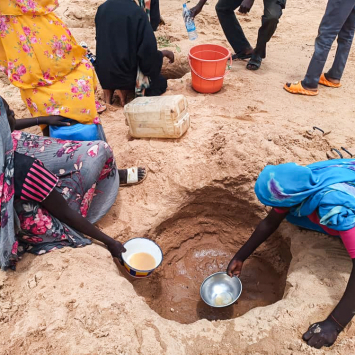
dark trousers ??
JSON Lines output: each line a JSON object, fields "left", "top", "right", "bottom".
{"left": 150, "top": 0, "right": 160, "bottom": 32}
{"left": 215, "top": 0, "right": 283, "bottom": 58}
{"left": 303, "top": 1, "right": 355, "bottom": 89}
{"left": 145, "top": 74, "right": 167, "bottom": 96}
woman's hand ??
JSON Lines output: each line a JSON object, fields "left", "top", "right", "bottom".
{"left": 239, "top": 0, "right": 255, "bottom": 13}
{"left": 190, "top": 4, "right": 203, "bottom": 18}
{"left": 161, "top": 50, "right": 175, "bottom": 64}
{"left": 303, "top": 319, "right": 341, "bottom": 349}
{"left": 107, "top": 240, "right": 127, "bottom": 259}
{"left": 227, "top": 256, "right": 244, "bottom": 277}
{"left": 39, "top": 115, "right": 70, "bottom": 126}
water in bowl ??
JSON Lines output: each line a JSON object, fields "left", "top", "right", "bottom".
{"left": 214, "top": 291, "right": 233, "bottom": 307}
{"left": 129, "top": 252, "right": 156, "bottom": 270}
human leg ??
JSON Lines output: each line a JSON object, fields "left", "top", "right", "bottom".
{"left": 254, "top": 0, "right": 283, "bottom": 59}
{"left": 326, "top": 6, "right": 355, "bottom": 82}
{"left": 103, "top": 89, "right": 114, "bottom": 105}
{"left": 215, "top": 0, "right": 252, "bottom": 56}
{"left": 302, "top": 0, "right": 355, "bottom": 89}
{"left": 150, "top": 0, "right": 161, "bottom": 31}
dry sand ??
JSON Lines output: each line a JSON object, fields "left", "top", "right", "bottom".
{"left": 1, "top": 0, "right": 355, "bottom": 353}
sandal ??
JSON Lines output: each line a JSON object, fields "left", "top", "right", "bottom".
{"left": 326, "top": 148, "right": 344, "bottom": 160}
{"left": 246, "top": 54, "right": 262, "bottom": 70}
{"left": 305, "top": 126, "right": 331, "bottom": 138}
{"left": 79, "top": 41, "right": 88, "bottom": 49}
{"left": 120, "top": 167, "right": 147, "bottom": 187}
{"left": 341, "top": 147, "right": 353, "bottom": 158}
{"left": 96, "top": 101, "right": 107, "bottom": 114}
{"left": 284, "top": 81, "right": 319, "bottom": 96}
{"left": 319, "top": 73, "right": 341, "bottom": 88}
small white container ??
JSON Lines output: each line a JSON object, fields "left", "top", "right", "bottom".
{"left": 122, "top": 238, "right": 163, "bottom": 278}
{"left": 123, "top": 95, "right": 190, "bottom": 139}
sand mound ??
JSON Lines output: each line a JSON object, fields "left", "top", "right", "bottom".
{"left": 1, "top": 0, "right": 355, "bottom": 353}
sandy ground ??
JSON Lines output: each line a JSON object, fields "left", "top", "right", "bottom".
{"left": 1, "top": 0, "right": 355, "bottom": 353}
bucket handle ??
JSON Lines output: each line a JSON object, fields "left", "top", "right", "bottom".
{"left": 188, "top": 54, "right": 232, "bottom": 81}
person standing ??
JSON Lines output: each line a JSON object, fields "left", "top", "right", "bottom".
{"left": 284, "top": 1, "right": 355, "bottom": 96}
{"left": 190, "top": 0, "right": 286, "bottom": 70}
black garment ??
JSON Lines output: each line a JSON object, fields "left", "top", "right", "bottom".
{"left": 145, "top": 74, "right": 167, "bottom": 96}
{"left": 14, "top": 152, "right": 34, "bottom": 199}
{"left": 215, "top": 0, "right": 284, "bottom": 58}
{"left": 14, "top": 152, "right": 58, "bottom": 202}
{"left": 95, "top": 0, "right": 164, "bottom": 91}
{"left": 150, "top": 0, "right": 161, "bottom": 31}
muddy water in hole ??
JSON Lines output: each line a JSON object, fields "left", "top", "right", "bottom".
{"left": 131, "top": 235, "right": 287, "bottom": 324}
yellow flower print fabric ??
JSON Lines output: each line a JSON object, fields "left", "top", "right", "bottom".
{"left": 0, "top": 0, "right": 98, "bottom": 125}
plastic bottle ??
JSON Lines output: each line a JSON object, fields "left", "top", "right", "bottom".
{"left": 182, "top": 3, "right": 198, "bottom": 41}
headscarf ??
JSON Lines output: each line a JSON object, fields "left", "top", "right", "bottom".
{"left": 0, "top": 98, "right": 17, "bottom": 270}
{"left": 255, "top": 159, "right": 355, "bottom": 231}
{"left": 134, "top": 0, "right": 152, "bottom": 97}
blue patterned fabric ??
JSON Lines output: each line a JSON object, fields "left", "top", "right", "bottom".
{"left": 255, "top": 159, "right": 355, "bottom": 231}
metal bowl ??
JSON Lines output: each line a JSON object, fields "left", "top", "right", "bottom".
{"left": 200, "top": 272, "right": 242, "bottom": 308}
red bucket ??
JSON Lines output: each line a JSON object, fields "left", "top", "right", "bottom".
{"left": 188, "top": 44, "right": 232, "bottom": 94}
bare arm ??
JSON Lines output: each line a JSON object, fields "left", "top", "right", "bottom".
{"left": 15, "top": 116, "right": 70, "bottom": 130}
{"left": 41, "top": 189, "right": 126, "bottom": 257}
{"left": 227, "top": 209, "right": 286, "bottom": 276}
{"left": 331, "top": 259, "right": 355, "bottom": 326}
{"left": 303, "top": 259, "right": 355, "bottom": 349}
{"left": 190, "top": 0, "right": 208, "bottom": 18}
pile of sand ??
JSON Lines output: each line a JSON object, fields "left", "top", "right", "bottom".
{"left": 1, "top": 0, "right": 355, "bottom": 353}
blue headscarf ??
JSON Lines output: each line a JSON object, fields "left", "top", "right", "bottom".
{"left": 255, "top": 159, "right": 355, "bottom": 231}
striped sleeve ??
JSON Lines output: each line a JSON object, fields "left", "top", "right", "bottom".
{"left": 21, "top": 160, "right": 59, "bottom": 202}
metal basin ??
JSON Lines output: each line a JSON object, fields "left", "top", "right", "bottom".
{"left": 200, "top": 272, "right": 242, "bottom": 308}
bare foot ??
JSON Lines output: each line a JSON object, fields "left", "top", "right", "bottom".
{"left": 116, "top": 90, "right": 129, "bottom": 107}
{"left": 103, "top": 89, "right": 114, "bottom": 105}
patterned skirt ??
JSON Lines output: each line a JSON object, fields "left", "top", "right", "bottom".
{"left": 11, "top": 130, "right": 119, "bottom": 256}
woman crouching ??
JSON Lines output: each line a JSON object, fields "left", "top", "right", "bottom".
{"left": 227, "top": 160, "right": 355, "bottom": 349}
{"left": 0, "top": 96, "right": 141, "bottom": 270}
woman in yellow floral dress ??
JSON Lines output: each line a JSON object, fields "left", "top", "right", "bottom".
{"left": 0, "top": 0, "right": 100, "bottom": 131}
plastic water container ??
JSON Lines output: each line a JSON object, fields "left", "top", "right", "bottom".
{"left": 183, "top": 3, "right": 198, "bottom": 41}
{"left": 124, "top": 95, "right": 190, "bottom": 139}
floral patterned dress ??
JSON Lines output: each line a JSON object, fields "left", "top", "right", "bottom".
{"left": 0, "top": 0, "right": 99, "bottom": 125}
{"left": 12, "top": 130, "right": 119, "bottom": 258}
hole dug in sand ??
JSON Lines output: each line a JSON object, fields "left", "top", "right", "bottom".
{"left": 161, "top": 54, "right": 190, "bottom": 79}
{"left": 131, "top": 187, "right": 292, "bottom": 324}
